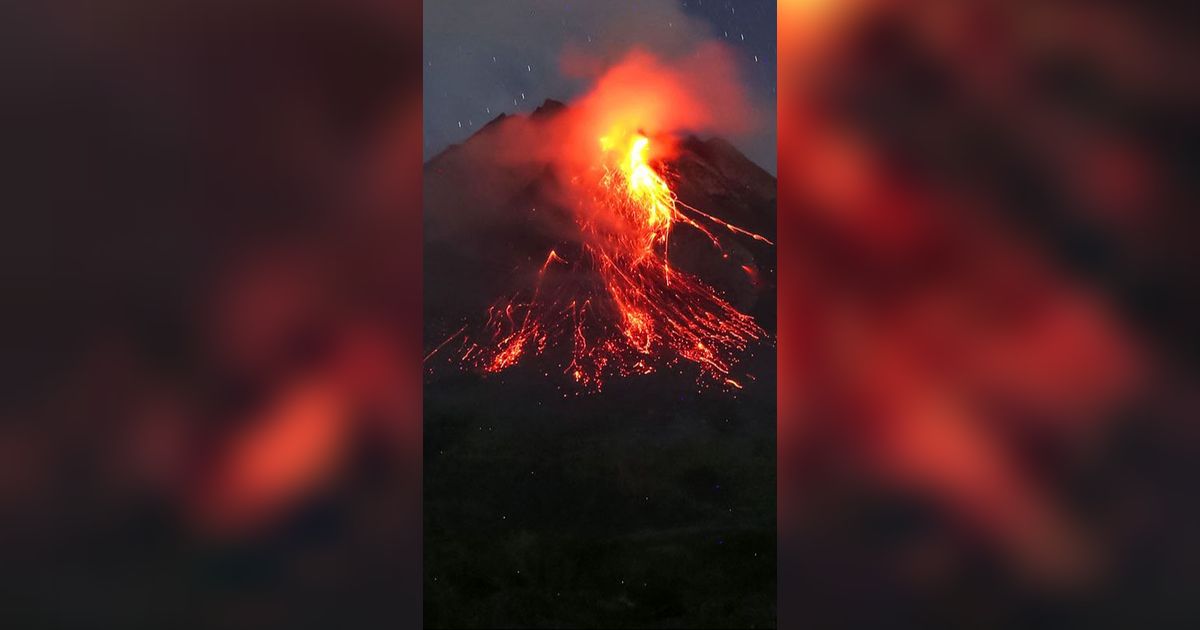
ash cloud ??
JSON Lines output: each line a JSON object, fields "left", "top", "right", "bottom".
{"left": 423, "top": 0, "right": 775, "bottom": 171}
{"left": 424, "top": 44, "right": 755, "bottom": 250}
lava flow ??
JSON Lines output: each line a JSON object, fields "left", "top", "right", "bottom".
{"left": 427, "top": 49, "right": 771, "bottom": 391}
{"left": 429, "top": 126, "right": 770, "bottom": 391}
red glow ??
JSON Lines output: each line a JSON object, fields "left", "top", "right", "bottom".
{"left": 428, "top": 49, "right": 769, "bottom": 391}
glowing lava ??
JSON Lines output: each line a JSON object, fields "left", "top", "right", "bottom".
{"left": 429, "top": 126, "right": 771, "bottom": 392}
{"left": 426, "top": 48, "right": 770, "bottom": 391}
{"left": 600, "top": 132, "right": 675, "bottom": 255}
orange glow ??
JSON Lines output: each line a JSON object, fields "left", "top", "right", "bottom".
{"left": 428, "top": 48, "right": 771, "bottom": 391}
{"left": 598, "top": 132, "right": 676, "bottom": 263}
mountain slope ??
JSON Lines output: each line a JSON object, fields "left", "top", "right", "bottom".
{"left": 422, "top": 101, "right": 777, "bottom": 627}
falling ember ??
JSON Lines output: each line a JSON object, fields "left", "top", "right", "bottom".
{"left": 428, "top": 125, "right": 770, "bottom": 391}
{"left": 598, "top": 132, "right": 676, "bottom": 263}
{"left": 426, "top": 48, "right": 769, "bottom": 391}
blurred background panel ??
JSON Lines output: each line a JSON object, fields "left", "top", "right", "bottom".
{"left": 779, "top": 0, "right": 1200, "bottom": 627}
{"left": 0, "top": 0, "right": 422, "bottom": 627}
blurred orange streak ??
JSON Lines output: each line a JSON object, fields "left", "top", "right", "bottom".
{"left": 192, "top": 378, "right": 346, "bottom": 534}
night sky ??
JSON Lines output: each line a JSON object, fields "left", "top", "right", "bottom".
{"left": 423, "top": 0, "right": 776, "bottom": 171}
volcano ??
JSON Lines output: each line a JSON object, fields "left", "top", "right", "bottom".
{"left": 423, "top": 100, "right": 776, "bottom": 628}
{"left": 424, "top": 99, "right": 776, "bottom": 391}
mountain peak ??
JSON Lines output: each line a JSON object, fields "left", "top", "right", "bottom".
{"left": 531, "top": 99, "right": 567, "bottom": 119}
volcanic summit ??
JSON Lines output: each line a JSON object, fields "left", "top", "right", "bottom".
{"left": 425, "top": 99, "right": 775, "bottom": 391}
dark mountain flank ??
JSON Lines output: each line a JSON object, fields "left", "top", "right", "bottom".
{"left": 423, "top": 101, "right": 777, "bottom": 628}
